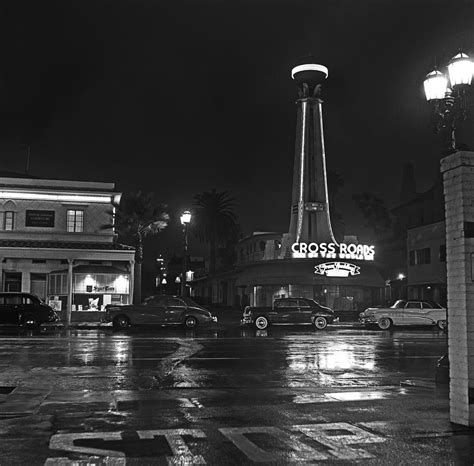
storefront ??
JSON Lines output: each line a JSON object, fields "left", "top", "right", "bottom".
{"left": 48, "top": 265, "right": 131, "bottom": 311}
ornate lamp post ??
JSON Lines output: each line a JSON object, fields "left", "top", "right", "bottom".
{"left": 423, "top": 52, "right": 474, "bottom": 154}
{"left": 180, "top": 210, "right": 191, "bottom": 296}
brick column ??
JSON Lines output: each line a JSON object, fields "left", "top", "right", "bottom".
{"left": 441, "top": 151, "right": 474, "bottom": 426}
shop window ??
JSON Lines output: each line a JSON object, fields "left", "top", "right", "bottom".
{"left": 67, "top": 210, "right": 84, "bottom": 232}
{"left": 49, "top": 273, "right": 68, "bottom": 295}
{"left": 4, "top": 211, "right": 14, "bottom": 231}
{"left": 409, "top": 250, "right": 416, "bottom": 266}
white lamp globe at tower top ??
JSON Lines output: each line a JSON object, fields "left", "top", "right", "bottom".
{"left": 423, "top": 69, "right": 448, "bottom": 101}
{"left": 180, "top": 210, "right": 192, "bottom": 225}
{"left": 447, "top": 52, "right": 474, "bottom": 87}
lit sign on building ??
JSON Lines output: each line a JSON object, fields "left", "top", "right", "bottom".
{"left": 314, "top": 262, "right": 360, "bottom": 277}
{"left": 291, "top": 242, "right": 375, "bottom": 261}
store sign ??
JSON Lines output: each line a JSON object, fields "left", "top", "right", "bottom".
{"left": 291, "top": 242, "right": 375, "bottom": 261}
{"left": 314, "top": 262, "right": 360, "bottom": 277}
{"left": 25, "top": 210, "right": 55, "bottom": 227}
{"left": 93, "top": 285, "right": 115, "bottom": 292}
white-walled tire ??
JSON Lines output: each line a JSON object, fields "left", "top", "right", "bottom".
{"left": 313, "top": 316, "right": 328, "bottom": 330}
{"left": 184, "top": 316, "right": 197, "bottom": 329}
{"left": 437, "top": 320, "right": 447, "bottom": 330}
{"left": 255, "top": 316, "right": 269, "bottom": 330}
{"left": 113, "top": 315, "right": 130, "bottom": 329}
{"left": 377, "top": 317, "right": 392, "bottom": 330}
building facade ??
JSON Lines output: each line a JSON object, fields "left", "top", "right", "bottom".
{"left": 191, "top": 59, "right": 385, "bottom": 309}
{"left": 0, "top": 175, "right": 135, "bottom": 321}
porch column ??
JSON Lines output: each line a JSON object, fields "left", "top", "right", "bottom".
{"left": 67, "top": 259, "right": 74, "bottom": 326}
{"left": 129, "top": 259, "right": 135, "bottom": 305}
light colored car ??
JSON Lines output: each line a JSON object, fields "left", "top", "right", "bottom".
{"left": 359, "top": 300, "right": 447, "bottom": 330}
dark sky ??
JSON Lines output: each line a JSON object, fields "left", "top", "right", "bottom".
{"left": 1, "top": 0, "right": 474, "bottom": 256}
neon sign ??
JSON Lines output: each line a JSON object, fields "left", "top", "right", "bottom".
{"left": 291, "top": 242, "right": 375, "bottom": 261}
{"left": 314, "top": 262, "right": 360, "bottom": 277}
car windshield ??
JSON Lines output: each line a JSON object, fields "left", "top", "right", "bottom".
{"left": 390, "top": 300, "right": 406, "bottom": 309}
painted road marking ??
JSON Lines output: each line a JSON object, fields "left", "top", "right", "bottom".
{"left": 219, "top": 426, "right": 327, "bottom": 462}
{"left": 46, "top": 422, "right": 386, "bottom": 464}
{"left": 292, "top": 423, "right": 386, "bottom": 460}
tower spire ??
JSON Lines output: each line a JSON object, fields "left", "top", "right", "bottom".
{"left": 280, "top": 57, "right": 337, "bottom": 258}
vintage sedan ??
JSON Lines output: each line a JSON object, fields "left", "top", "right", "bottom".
{"left": 103, "top": 295, "right": 217, "bottom": 329}
{"left": 359, "top": 300, "right": 447, "bottom": 330}
{"left": 241, "top": 297, "right": 337, "bottom": 330}
{"left": 0, "top": 292, "right": 59, "bottom": 328}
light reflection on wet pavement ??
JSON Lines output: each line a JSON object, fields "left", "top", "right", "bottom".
{"left": 0, "top": 325, "right": 471, "bottom": 464}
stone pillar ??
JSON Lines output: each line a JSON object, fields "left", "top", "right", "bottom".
{"left": 441, "top": 151, "right": 474, "bottom": 426}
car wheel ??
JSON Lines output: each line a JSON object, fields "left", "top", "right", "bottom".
{"left": 377, "top": 317, "right": 392, "bottom": 330}
{"left": 437, "top": 320, "right": 447, "bottom": 330}
{"left": 184, "top": 316, "right": 197, "bottom": 329}
{"left": 254, "top": 316, "right": 269, "bottom": 330}
{"left": 21, "top": 314, "right": 38, "bottom": 328}
{"left": 113, "top": 315, "right": 130, "bottom": 329}
{"left": 313, "top": 316, "right": 328, "bottom": 330}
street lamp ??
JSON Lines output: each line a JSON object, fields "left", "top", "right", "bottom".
{"left": 423, "top": 51, "right": 474, "bottom": 154}
{"left": 180, "top": 210, "right": 191, "bottom": 296}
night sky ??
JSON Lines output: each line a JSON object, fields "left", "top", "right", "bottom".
{"left": 1, "top": 0, "right": 474, "bottom": 256}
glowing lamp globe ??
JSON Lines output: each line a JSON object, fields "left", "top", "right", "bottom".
{"left": 291, "top": 59, "right": 328, "bottom": 94}
{"left": 423, "top": 69, "right": 448, "bottom": 101}
{"left": 180, "top": 210, "right": 191, "bottom": 225}
{"left": 448, "top": 52, "right": 473, "bottom": 86}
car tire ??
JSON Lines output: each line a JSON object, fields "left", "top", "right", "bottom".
{"left": 113, "top": 315, "right": 130, "bottom": 329}
{"left": 377, "top": 317, "right": 392, "bottom": 330}
{"left": 437, "top": 320, "right": 447, "bottom": 330}
{"left": 20, "top": 314, "right": 38, "bottom": 328}
{"left": 313, "top": 316, "right": 328, "bottom": 330}
{"left": 254, "top": 316, "right": 269, "bottom": 330}
{"left": 184, "top": 316, "right": 197, "bottom": 329}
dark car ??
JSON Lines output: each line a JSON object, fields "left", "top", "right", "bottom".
{"left": 0, "top": 292, "right": 59, "bottom": 328}
{"left": 103, "top": 295, "right": 217, "bottom": 329}
{"left": 241, "top": 297, "right": 337, "bottom": 330}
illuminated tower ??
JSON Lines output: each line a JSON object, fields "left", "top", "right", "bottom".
{"left": 280, "top": 58, "right": 337, "bottom": 257}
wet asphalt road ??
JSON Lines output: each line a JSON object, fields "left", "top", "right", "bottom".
{"left": 0, "top": 323, "right": 472, "bottom": 465}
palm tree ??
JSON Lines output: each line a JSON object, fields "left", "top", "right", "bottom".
{"left": 106, "top": 191, "right": 169, "bottom": 303}
{"left": 192, "top": 189, "right": 239, "bottom": 273}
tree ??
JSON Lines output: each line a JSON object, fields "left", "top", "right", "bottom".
{"left": 106, "top": 191, "right": 169, "bottom": 304}
{"left": 192, "top": 189, "right": 239, "bottom": 273}
{"left": 352, "top": 192, "right": 392, "bottom": 236}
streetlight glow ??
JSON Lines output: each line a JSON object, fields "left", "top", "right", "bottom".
{"left": 180, "top": 210, "right": 192, "bottom": 225}
{"left": 423, "top": 69, "right": 448, "bottom": 101}
{"left": 448, "top": 52, "right": 474, "bottom": 87}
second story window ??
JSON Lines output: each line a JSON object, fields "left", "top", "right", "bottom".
{"left": 67, "top": 210, "right": 83, "bottom": 232}
{"left": 4, "top": 211, "right": 14, "bottom": 231}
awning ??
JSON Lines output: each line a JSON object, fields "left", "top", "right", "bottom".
{"left": 234, "top": 259, "right": 385, "bottom": 287}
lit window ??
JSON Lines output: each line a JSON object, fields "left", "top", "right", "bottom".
{"left": 4, "top": 211, "right": 14, "bottom": 231}
{"left": 67, "top": 210, "right": 84, "bottom": 232}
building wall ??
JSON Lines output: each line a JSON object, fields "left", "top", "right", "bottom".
{"left": 407, "top": 221, "right": 446, "bottom": 304}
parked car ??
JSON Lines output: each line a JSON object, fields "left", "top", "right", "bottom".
{"left": 241, "top": 297, "right": 337, "bottom": 330}
{"left": 0, "top": 292, "right": 59, "bottom": 328}
{"left": 359, "top": 299, "right": 447, "bottom": 330}
{"left": 103, "top": 295, "right": 217, "bottom": 329}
